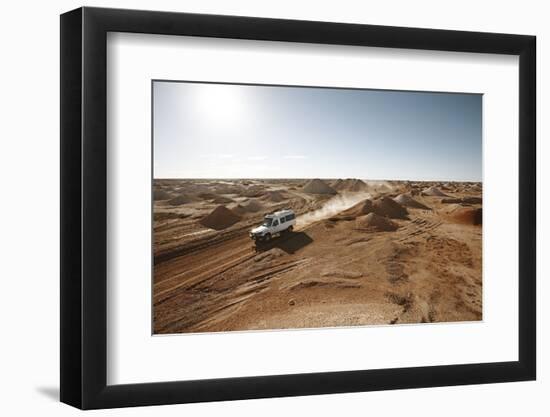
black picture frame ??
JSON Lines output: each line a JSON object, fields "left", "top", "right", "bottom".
{"left": 60, "top": 6, "right": 536, "bottom": 410}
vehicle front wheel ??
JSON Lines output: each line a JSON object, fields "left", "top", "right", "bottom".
{"left": 263, "top": 233, "right": 271, "bottom": 242}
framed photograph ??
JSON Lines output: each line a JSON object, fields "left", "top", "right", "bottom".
{"left": 60, "top": 7, "right": 536, "bottom": 409}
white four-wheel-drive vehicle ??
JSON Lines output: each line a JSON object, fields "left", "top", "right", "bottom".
{"left": 250, "top": 209, "right": 296, "bottom": 243}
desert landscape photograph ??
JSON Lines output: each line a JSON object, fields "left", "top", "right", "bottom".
{"left": 152, "top": 81, "right": 482, "bottom": 334}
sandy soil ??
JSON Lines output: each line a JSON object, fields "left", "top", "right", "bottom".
{"left": 153, "top": 179, "right": 482, "bottom": 334}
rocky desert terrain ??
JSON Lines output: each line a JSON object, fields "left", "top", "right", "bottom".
{"left": 153, "top": 178, "right": 482, "bottom": 334}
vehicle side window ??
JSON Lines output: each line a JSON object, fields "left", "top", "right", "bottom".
{"left": 280, "top": 217, "right": 286, "bottom": 223}
{"left": 272, "top": 220, "right": 279, "bottom": 227}
{"left": 288, "top": 213, "right": 295, "bottom": 220}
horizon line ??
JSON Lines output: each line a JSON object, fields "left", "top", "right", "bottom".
{"left": 153, "top": 177, "right": 483, "bottom": 183}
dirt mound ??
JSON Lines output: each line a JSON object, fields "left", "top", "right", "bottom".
{"left": 231, "top": 204, "right": 247, "bottom": 216}
{"left": 470, "top": 184, "right": 482, "bottom": 192}
{"left": 242, "top": 199, "right": 263, "bottom": 212}
{"left": 409, "top": 187, "right": 421, "bottom": 196}
{"left": 154, "top": 211, "right": 190, "bottom": 221}
{"left": 462, "top": 196, "right": 482, "bottom": 204}
{"left": 332, "top": 179, "right": 344, "bottom": 188}
{"left": 441, "top": 197, "right": 462, "bottom": 204}
{"left": 167, "top": 194, "right": 194, "bottom": 206}
{"left": 355, "top": 213, "right": 398, "bottom": 232}
{"left": 372, "top": 197, "right": 409, "bottom": 219}
{"left": 348, "top": 179, "right": 369, "bottom": 192}
{"left": 333, "top": 178, "right": 369, "bottom": 192}
{"left": 199, "top": 205, "right": 242, "bottom": 230}
{"left": 449, "top": 207, "right": 482, "bottom": 225}
{"left": 153, "top": 190, "right": 172, "bottom": 201}
{"left": 212, "top": 184, "right": 243, "bottom": 194}
{"left": 332, "top": 197, "right": 407, "bottom": 220}
{"left": 197, "top": 192, "right": 218, "bottom": 200}
{"left": 196, "top": 192, "right": 233, "bottom": 204}
{"left": 393, "top": 193, "right": 430, "bottom": 210}
{"left": 233, "top": 199, "right": 263, "bottom": 214}
{"left": 441, "top": 196, "right": 482, "bottom": 205}
{"left": 242, "top": 186, "right": 265, "bottom": 197}
{"left": 422, "top": 186, "right": 449, "bottom": 197}
{"left": 262, "top": 191, "right": 286, "bottom": 202}
{"left": 211, "top": 195, "right": 233, "bottom": 204}
{"left": 302, "top": 179, "right": 337, "bottom": 195}
{"left": 334, "top": 199, "right": 375, "bottom": 220}
{"left": 374, "top": 183, "right": 391, "bottom": 193}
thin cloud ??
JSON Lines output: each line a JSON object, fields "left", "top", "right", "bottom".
{"left": 283, "top": 155, "right": 308, "bottom": 160}
{"left": 199, "top": 153, "right": 235, "bottom": 159}
{"left": 247, "top": 156, "right": 268, "bottom": 161}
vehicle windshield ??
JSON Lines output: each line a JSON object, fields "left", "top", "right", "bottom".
{"left": 262, "top": 217, "right": 273, "bottom": 227}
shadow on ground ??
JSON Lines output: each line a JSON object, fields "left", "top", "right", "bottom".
{"left": 36, "top": 386, "right": 59, "bottom": 401}
{"left": 255, "top": 231, "right": 313, "bottom": 254}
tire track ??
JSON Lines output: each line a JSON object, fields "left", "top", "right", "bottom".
{"left": 396, "top": 217, "right": 442, "bottom": 243}
{"left": 155, "top": 237, "right": 252, "bottom": 288}
{"left": 156, "top": 259, "right": 307, "bottom": 332}
{"left": 154, "top": 248, "right": 257, "bottom": 304}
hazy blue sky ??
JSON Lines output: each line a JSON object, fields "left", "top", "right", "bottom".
{"left": 153, "top": 81, "right": 482, "bottom": 181}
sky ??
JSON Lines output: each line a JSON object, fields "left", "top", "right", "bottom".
{"left": 153, "top": 81, "right": 482, "bottom": 181}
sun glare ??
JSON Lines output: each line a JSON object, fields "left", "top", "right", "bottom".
{"left": 193, "top": 84, "right": 245, "bottom": 127}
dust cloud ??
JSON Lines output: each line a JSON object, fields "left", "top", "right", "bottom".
{"left": 296, "top": 192, "right": 371, "bottom": 229}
